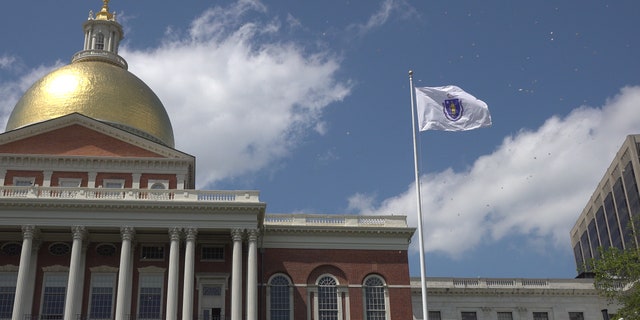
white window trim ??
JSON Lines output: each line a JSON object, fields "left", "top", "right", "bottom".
{"left": 40, "top": 272, "right": 69, "bottom": 320}
{"left": 266, "top": 274, "right": 294, "bottom": 320}
{"left": 362, "top": 275, "right": 389, "bottom": 320}
{"left": 103, "top": 179, "right": 125, "bottom": 189}
{"left": 148, "top": 179, "right": 169, "bottom": 190}
{"left": 58, "top": 178, "right": 82, "bottom": 188}
{"left": 312, "top": 274, "right": 346, "bottom": 320}
{"left": 136, "top": 270, "right": 165, "bottom": 320}
{"left": 87, "top": 272, "right": 116, "bottom": 320}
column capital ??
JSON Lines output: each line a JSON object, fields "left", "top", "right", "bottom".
{"left": 21, "top": 225, "right": 38, "bottom": 239}
{"left": 184, "top": 227, "right": 198, "bottom": 241}
{"left": 71, "top": 225, "right": 87, "bottom": 240}
{"left": 120, "top": 226, "right": 136, "bottom": 241}
{"left": 231, "top": 228, "right": 244, "bottom": 242}
{"left": 247, "top": 228, "right": 260, "bottom": 242}
{"left": 169, "top": 227, "right": 182, "bottom": 241}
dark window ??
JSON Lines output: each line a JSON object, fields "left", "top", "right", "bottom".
{"left": 96, "top": 243, "right": 117, "bottom": 257}
{"left": 533, "top": 312, "right": 549, "bottom": 320}
{"left": 580, "top": 231, "right": 592, "bottom": 270}
{"left": 595, "top": 206, "right": 611, "bottom": 248}
{"left": 461, "top": 311, "right": 477, "bottom": 320}
{"left": 427, "top": 311, "right": 441, "bottom": 320}
{"left": 48, "top": 243, "right": 71, "bottom": 256}
{"left": 201, "top": 246, "right": 224, "bottom": 261}
{"left": 604, "top": 192, "right": 623, "bottom": 249}
{"left": 0, "top": 273, "right": 17, "bottom": 319}
{"left": 569, "top": 312, "right": 584, "bottom": 320}
{"left": 140, "top": 245, "right": 164, "bottom": 260}
{"left": 497, "top": 312, "right": 513, "bottom": 320}
{"left": 614, "top": 177, "right": 634, "bottom": 247}
{"left": 0, "top": 243, "right": 21, "bottom": 256}
{"left": 588, "top": 219, "right": 600, "bottom": 259}
{"left": 573, "top": 242, "right": 584, "bottom": 272}
{"left": 623, "top": 161, "right": 640, "bottom": 247}
{"left": 95, "top": 33, "right": 105, "bottom": 50}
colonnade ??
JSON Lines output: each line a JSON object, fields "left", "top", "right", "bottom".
{"left": 10, "top": 225, "right": 259, "bottom": 320}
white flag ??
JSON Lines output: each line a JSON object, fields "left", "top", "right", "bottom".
{"left": 415, "top": 85, "right": 492, "bottom": 131}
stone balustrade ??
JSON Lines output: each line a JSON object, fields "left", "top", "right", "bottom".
{"left": 0, "top": 186, "right": 260, "bottom": 203}
{"left": 264, "top": 213, "right": 408, "bottom": 228}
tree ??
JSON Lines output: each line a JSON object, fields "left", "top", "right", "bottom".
{"left": 592, "top": 246, "right": 640, "bottom": 320}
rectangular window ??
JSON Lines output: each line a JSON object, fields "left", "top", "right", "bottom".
{"left": 58, "top": 178, "right": 81, "bottom": 188}
{"left": 0, "top": 273, "right": 17, "bottom": 319}
{"left": 141, "top": 245, "right": 165, "bottom": 260}
{"left": 13, "top": 177, "right": 34, "bottom": 186}
{"left": 427, "top": 311, "right": 441, "bottom": 320}
{"left": 497, "top": 312, "right": 513, "bottom": 320}
{"left": 461, "top": 311, "right": 477, "bottom": 320}
{"left": 533, "top": 312, "right": 549, "bottom": 320}
{"left": 569, "top": 312, "right": 584, "bottom": 320}
{"left": 103, "top": 179, "right": 125, "bottom": 189}
{"left": 201, "top": 246, "right": 224, "bottom": 261}
{"left": 41, "top": 273, "right": 68, "bottom": 320}
{"left": 138, "top": 274, "right": 163, "bottom": 320}
{"left": 89, "top": 273, "right": 116, "bottom": 320}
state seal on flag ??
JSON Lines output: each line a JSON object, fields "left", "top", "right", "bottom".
{"left": 442, "top": 98, "right": 463, "bottom": 121}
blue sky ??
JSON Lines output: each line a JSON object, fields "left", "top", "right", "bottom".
{"left": 1, "top": 0, "right": 640, "bottom": 279}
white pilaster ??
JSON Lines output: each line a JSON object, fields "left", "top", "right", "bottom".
{"left": 89, "top": 172, "right": 97, "bottom": 188}
{"left": 115, "top": 226, "right": 135, "bottom": 320}
{"left": 166, "top": 227, "right": 182, "bottom": 320}
{"left": 231, "top": 229, "right": 244, "bottom": 320}
{"left": 43, "top": 171, "right": 52, "bottom": 187}
{"left": 64, "top": 225, "right": 87, "bottom": 320}
{"left": 246, "top": 229, "right": 259, "bottom": 320}
{"left": 12, "top": 225, "right": 36, "bottom": 320}
{"left": 132, "top": 173, "right": 141, "bottom": 189}
{"left": 182, "top": 227, "right": 197, "bottom": 320}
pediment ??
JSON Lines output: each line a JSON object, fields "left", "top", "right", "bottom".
{"left": 0, "top": 113, "right": 192, "bottom": 160}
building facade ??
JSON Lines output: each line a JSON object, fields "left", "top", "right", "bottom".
{"left": 411, "top": 277, "right": 619, "bottom": 320}
{"left": 0, "top": 2, "right": 414, "bottom": 320}
{"left": 570, "top": 134, "right": 640, "bottom": 275}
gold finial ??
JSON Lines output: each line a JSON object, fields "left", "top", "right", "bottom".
{"left": 95, "top": 0, "right": 114, "bottom": 21}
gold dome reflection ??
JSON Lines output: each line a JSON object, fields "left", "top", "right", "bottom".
{"left": 6, "top": 61, "right": 175, "bottom": 147}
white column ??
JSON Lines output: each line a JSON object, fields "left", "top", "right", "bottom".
{"left": 230, "top": 229, "right": 244, "bottom": 320}
{"left": 115, "top": 227, "right": 135, "bottom": 320}
{"left": 246, "top": 229, "right": 259, "bottom": 320}
{"left": 64, "top": 225, "right": 86, "bottom": 320}
{"left": 166, "top": 227, "right": 182, "bottom": 320}
{"left": 11, "top": 225, "right": 36, "bottom": 320}
{"left": 182, "top": 227, "right": 197, "bottom": 320}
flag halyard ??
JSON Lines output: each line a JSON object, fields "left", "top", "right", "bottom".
{"left": 415, "top": 85, "right": 492, "bottom": 131}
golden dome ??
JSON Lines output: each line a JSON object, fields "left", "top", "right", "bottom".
{"left": 6, "top": 60, "right": 175, "bottom": 147}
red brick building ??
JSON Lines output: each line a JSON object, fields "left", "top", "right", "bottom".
{"left": 0, "top": 2, "right": 414, "bottom": 320}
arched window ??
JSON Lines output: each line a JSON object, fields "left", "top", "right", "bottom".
{"left": 95, "top": 33, "right": 105, "bottom": 50}
{"left": 363, "top": 275, "right": 388, "bottom": 320}
{"left": 267, "top": 274, "right": 293, "bottom": 320}
{"left": 317, "top": 275, "right": 339, "bottom": 320}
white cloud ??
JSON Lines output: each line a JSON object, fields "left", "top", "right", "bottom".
{"left": 347, "top": 0, "right": 418, "bottom": 37}
{"left": 350, "top": 86, "right": 640, "bottom": 257}
{"left": 120, "top": 2, "right": 351, "bottom": 187}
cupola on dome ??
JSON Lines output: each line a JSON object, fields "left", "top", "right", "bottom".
{"left": 5, "top": 0, "right": 175, "bottom": 147}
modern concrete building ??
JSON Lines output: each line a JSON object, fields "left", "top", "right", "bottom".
{"left": 570, "top": 134, "right": 640, "bottom": 275}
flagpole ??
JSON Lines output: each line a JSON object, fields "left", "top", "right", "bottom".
{"left": 409, "top": 70, "right": 429, "bottom": 319}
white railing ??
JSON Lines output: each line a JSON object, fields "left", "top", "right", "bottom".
{"left": 0, "top": 186, "right": 260, "bottom": 203}
{"left": 264, "top": 214, "right": 408, "bottom": 228}
{"left": 71, "top": 49, "right": 128, "bottom": 69}
{"left": 422, "top": 277, "right": 577, "bottom": 290}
